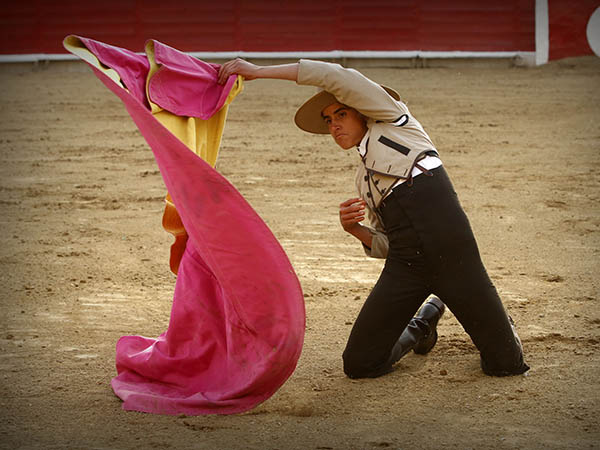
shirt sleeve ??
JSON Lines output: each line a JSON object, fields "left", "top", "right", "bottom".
{"left": 296, "top": 59, "right": 406, "bottom": 122}
{"left": 361, "top": 226, "right": 389, "bottom": 259}
{"left": 360, "top": 198, "right": 389, "bottom": 259}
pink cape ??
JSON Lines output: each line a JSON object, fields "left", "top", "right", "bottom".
{"left": 64, "top": 36, "right": 305, "bottom": 415}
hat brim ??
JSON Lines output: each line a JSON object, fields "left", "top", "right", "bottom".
{"left": 294, "top": 85, "right": 400, "bottom": 135}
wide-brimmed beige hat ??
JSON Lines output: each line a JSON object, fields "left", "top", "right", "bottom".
{"left": 294, "top": 85, "right": 400, "bottom": 134}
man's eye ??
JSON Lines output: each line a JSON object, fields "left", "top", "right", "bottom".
{"left": 338, "top": 111, "right": 346, "bottom": 118}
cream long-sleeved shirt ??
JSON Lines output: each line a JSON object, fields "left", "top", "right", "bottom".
{"left": 296, "top": 59, "right": 442, "bottom": 259}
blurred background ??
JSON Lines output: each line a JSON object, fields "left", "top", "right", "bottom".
{"left": 0, "top": 0, "right": 598, "bottom": 66}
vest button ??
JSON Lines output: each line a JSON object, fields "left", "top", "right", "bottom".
{"left": 364, "top": 175, "right": 368, "bottom": 181}
{"left": 366, "top": 192, "right": 372, "bottom": 198}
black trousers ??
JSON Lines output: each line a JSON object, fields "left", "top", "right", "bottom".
{"left": 342, "top": 166, "right": 529, "bottom": 378}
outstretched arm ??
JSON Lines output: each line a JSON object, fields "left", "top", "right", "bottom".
{"left": 218, "top": 58, "right": 298, "bottom": 85}
{"left": 218, "top": 59, "right": 402, "bottom": 123}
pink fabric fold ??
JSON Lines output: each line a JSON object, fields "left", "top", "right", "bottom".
{"left": 76, "top": 36, "right": 150, "bottom": 108}
{"left": 148, "top": 40, "right": 238, "bottom": 118}
{"left": 64, "top": 36, "right": 305, "bottom": 415}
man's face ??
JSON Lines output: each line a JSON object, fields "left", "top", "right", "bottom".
{"left": 321, "top": 102, "right": 367, "bottom": 150}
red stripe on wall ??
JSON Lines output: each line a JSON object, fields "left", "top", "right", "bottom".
{"left": 548, "top": 0, "right": 600, "bottom": 60}
{"left": 0, "top": 0, "right": 534, "bottom": 55}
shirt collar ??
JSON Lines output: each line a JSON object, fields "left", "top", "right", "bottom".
{"left": 356, "top": 128, "right": 370, "bottom": 158}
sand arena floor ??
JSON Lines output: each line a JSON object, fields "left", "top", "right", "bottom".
{"left": 0, "top": 56, "right": 599, "bottom": 449}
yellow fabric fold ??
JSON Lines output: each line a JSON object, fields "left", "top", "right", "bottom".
{"left": 64, "top": 36, "right": 243, "bottom": 275}
{"left": 144, "top": 41, "right": 243, "bottom": 274}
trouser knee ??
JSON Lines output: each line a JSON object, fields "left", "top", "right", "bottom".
{"left": 480, "top": 352, "right": 529, "bottom": 376}
{"left": 342, "top": 348, "right": 391, "bottom": 379}
{"left": 480, "top": 337, "right": 530, "bottom": 376}
{"left": 479, "top": 319, "right": 529, "bottom": 376}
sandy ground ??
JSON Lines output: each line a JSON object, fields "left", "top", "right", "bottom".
{"left": 0, "top": 55, "right": 599, "bottom": 450}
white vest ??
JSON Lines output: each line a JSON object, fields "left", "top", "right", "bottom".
{"left": 356, "top": 115, "right": 439, "bottom": 210}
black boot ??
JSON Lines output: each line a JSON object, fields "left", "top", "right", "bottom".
{"left": 389, "top": 320, "right": 424, "bottom": 363}
{"left": 389, "top": 296, "right": 446, "bottom": 364}
{"left": 413, "top": 295, "right": 445, "bottom": 355}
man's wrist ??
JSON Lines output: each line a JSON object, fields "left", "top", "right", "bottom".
{"left": 343, "top": 222, "right": 362, "bottom": 234}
